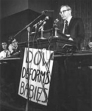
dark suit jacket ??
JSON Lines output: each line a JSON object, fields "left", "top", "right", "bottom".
{"left": 57, "top": 17, "right": 85, "bottom": 49}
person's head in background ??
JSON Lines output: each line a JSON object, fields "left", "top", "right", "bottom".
{"left": 8, "top": 36, "right": 18, "bottom": 49}
{"left": 11, "top": 39, "right": 18, "bottom": 49}
{"left": 8, "top": 37, "right": 19, "bottom": 54}
{"left": 88, "top": 37, "right": 92, "bottom": 49}
{"left": 2, "top": 42, "right": 7, "bottom": 50}
{"left": 59, "top": 5, "right": 72, "bottom": 21}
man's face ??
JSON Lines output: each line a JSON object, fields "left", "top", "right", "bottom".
{"left": 2, "top": 43, "right": 7, "bottom": 50}
{"left": 59, "top": 6, "right": 71, "bottom": 20}
{"left": 12, "top": 40, "right": 18, "bottom": 48}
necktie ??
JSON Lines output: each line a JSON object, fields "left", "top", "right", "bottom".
{"left": 62, "top": 20, "right": 68, "bottom": 34}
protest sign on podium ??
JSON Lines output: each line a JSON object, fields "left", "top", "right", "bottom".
{"left": 18, "top": 48, "right": 54, "bottom": 105}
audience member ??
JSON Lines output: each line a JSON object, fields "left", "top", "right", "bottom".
{"left": 8, "top": 38, "right": 19, "bottom": 55}
{"left": 0, "top": 42, "right": 10, "bottom": 59}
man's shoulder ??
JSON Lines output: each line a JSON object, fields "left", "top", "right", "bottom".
{"left": 0, "top": 50, "right": 4, "bottom": 54}
{"left": 72, "top": 17, "right": 83, "bottom": 22}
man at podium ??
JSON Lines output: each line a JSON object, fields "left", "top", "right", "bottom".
{"left": 55, "top": 5, "right": 85, "bottom": 50}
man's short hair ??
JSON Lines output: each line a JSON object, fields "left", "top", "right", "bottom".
{"left": 60, "top": 5, "right": 72, "bottom": 11}
{"left": 2, "top": 42, "right": 7, "bottom": 45}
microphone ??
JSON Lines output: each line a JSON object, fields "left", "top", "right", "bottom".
{"left": 54, "top": 18, "right": 59, "bottom": 23}
{"left": 53, "top": 18, "right": 59, "bottom": 28}
{"left": 44, "top": 16, "right": 49, "bottom": 20}
{"left": 42, "top": 10, "right": 54, "bottom": 14}
{"left": 33, "top": 16, "right": 49, "bottom": 28}
{"left": 39, "top": 16, "right": 49, "bottom": 27}
{"left": 33, "top": 20, "right": 43, "bottom": 27}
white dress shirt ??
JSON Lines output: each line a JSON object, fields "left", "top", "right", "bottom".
{"left": 0, "top": 50, "right": 10, "bottom": 59}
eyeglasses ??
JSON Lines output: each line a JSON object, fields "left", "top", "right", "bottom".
{"left": 59, "top": 9, "right": 70, "bottom": 15}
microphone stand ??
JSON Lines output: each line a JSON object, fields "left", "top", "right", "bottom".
{"left": 23, "top": 13, "right": 45, "bottom": 111}
{"left": 25, "top": 27, "right": 30, "bottom": 111}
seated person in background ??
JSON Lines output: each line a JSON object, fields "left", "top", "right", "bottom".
{"left": 8, "top": 38, "right": 19, "bottom": 56}
{"left": 54, "top": 5, "right": 85, "bottom": 50}
{"left": 0, "top": 42, "right": 10, "bottom": 59}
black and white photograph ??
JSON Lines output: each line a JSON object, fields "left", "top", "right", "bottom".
{"left": 0, "top": 0, "right": 92, "bottom": 111}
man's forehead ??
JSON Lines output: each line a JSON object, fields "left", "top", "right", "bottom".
{"left": 60, "top": 6, "right": 67, "bottom": 11}
{"left": 2, "top": 43, "right": 7, "bottom": 45}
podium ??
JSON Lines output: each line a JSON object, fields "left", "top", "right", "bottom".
{"left": 18, "top": 36, "right": 76, "bottom": 57}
